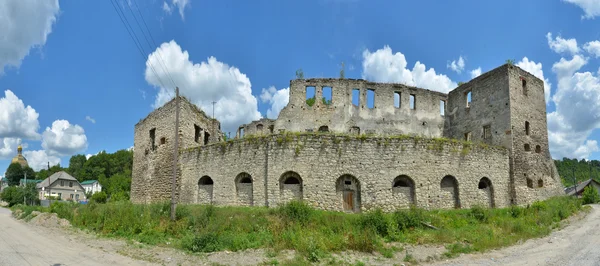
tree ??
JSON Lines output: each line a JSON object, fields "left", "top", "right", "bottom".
{"left": 68, "top": 154, "right": 87, "bottom": 181}
{"left": 0, "top": 183, "right": 39, "bottom": 206}
{"left": 582, "top": 185, "right": 600, "bottom": 204}
{"left": 5, "top": 163, "right": 35, "bottom": 186}
{"left": 295, "top": 69, "right": 304, "bottom": 79}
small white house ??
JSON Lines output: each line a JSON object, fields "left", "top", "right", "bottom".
{"left": 81, "top": 180, "right": 102, "bottom": 195}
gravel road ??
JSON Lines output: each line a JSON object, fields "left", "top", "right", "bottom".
{"left": 430, "top": 204, "right": 600, "bottom": 266}
{"left": 0, "top": 207, "right": 157, "bottom": 266}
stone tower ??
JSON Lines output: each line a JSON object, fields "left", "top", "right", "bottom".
{"left": 444, "top": 63, "right": 563, "bottom": 205}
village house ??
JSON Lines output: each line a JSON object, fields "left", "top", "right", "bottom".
{"left": 565, "top": 179, "right": 600, "bottom": 197}
{"left": 81, "top": 180, "right": 102, "bottom": 195}
{"left": 36, "top": 171, "right": 87, "bottom": 201}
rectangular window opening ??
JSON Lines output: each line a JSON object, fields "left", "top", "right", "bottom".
{"left": 306, "top": 86, "right": 316, "bottom": 106}
{"left": 322, "top": 86, "right": 332, "bottom": 105}
{"left": 466, "top": 91, "right": 472, "bottom": 108}
{"left": 239, "top": 127, "right": 245, "bottom": 138}
{"left": 352, "top": 89, "right": 360, "bottom": 107}
{"left": 409, "top": 94, "right": 416, "bottom": 110}
{"left": 394, "top": 92, "right": 401, "bottom": 108}
{"left": 149, "top": 128, "right": 156, "bottom": 151}
{"left": 522, "top": 78, "right": 528, "bottom": 96}
{"left": 525, "top": 121, "right": 530, "bottom": 136}
{"left": 194, "top": 124, "right": 201, "bottom": 143}
{"left": 464, "top": 132, "right": 472, "bottom": 141}
{"left": 366, "top": 89, "right": 375, "bottom": 109}
{"left": 483, "top": 125, "right": 491, "bottom": 139}
{"left": 204, "top": 132, "right": 210, "bottom": 145}
{"left": 440, "top": 100, "right": 445, "bottom": 116}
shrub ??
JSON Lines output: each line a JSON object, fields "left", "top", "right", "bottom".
{"left": 183, "top": 232, "right": 222, "bottom": 252}
{"left": 509, "top": 205, "right": 523, "bottom": 218}
{"left": 359, "top": 209, "right": 392, "bottom": 237}
{"left": 277, "top": 200, "right": 313, "bottom": 225}
{"left": 90, "top": 191, "right": 107, "bottom": 203}
{"left": 470, "top": 205, "right": 489, "bottom": 222}
{"left": 582, "top": 186, "right": 600, "bottom": 204}
{"left": 393, "top": 207, "right": 425, "bottom": 231}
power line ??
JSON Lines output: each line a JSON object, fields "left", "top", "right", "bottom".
{"left": 109, "top": 0, "right": 174, "bottom": 99}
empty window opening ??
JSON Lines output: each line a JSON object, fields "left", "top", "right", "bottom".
{"left": 306, "top": 86, "right": 316, "bottom": 106}
{"left": 522, "top": 78, "right": 527, "bottom": 96}
{"left": 393, "top": 176, "right": 414, "bottom": 188}
{"left": 366, "top": 89, "right": 375, "bottom": 109}
{"left": 526, "top": 178, "right": 533, "bottom": 188}
{"left": 535, "top": 145, "right": 541, "bottom": 153}
{"left": 440, "top": 100, "right": 445, "bottom": 116}
{"left": 350, "top": 126, "right": 360, "bottom": 135}
{"left": 268, "top": 125, "right": 274, "bottom": 133}
{"left": 318, "top": 125, "right": 329, "bottom": 132}
{"left": 466, "top": 91, "right": 472, "bottom": 108}
{"left": 239, "top": 127, "right": 245, "bottom": 138}
{"left": 464, "top": 132, "right": 472, "bottom": 141}
{"left": 483, "top": 125, "right": 491, "bottom": 139}
{"left": 239, "top": 177, "right": 252, "bottom": 183}
{"left": 352, "top": 89, "right": 360, "bottom": 106}
{"left": 149, "top": 128, "right": 156, "bottom": 151}
{"left": 160, "top": 137, "right": 166, "bottom": 145}
{"left": 524, "top": 143, "right": 531, "bottom": 151}
{"left": 322, "top": 86, "right": 332, "bottom": 105}
{"left": 256, "top": 124, "right": 263, "bottom": 131}
{"left": 194, "top": 124, "right": 201, "bottom": 143}
{"left": 409, "top": 94, "right": 416, "bottom": 110}
{"left": 284, "top": 177, "right": 300, "bottom": 184}
{"left": 538, "top": 179, "right": 544, "bottom": 187}
{"left": 394, "top": 92, "right": 401, "bottom": 108}
{"left": 199, "top": 176, "right": 214, "bottom": 185}
{"left": 204, "top": 132, "right": 210, "bottom": 145}
{"left": 345, "top": 180, "right": 352, "bottom": 185}
{"left": 525, "top": 121, "right": 530, "bottom": 136}
{"left": 478, "top": 179, "right": 489, "bottom": 189}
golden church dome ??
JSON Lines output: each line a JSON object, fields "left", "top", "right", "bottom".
{"left": 11, "top": 145, "right": 29, "bottom": 168}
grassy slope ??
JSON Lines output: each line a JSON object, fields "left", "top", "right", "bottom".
{"left": 12, "top": 196, "right": 584, "bottom": 264}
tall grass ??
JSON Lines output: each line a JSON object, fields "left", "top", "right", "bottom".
{"left": 12, "top": 196, "right": 584, "bottom": 260}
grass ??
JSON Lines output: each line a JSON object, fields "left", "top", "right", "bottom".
{"left": 11, "top": 196, "right": 585, "bottom": 262}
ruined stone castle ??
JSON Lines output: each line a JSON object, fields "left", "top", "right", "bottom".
{"left": 131, "top": 63, "right": 564, "bottom": 212}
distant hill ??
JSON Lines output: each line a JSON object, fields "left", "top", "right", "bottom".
{"left": 554, "top": 158, "right": 600, "bottom": 188}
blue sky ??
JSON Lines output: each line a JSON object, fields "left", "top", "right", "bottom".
{"left": 1, "top": 0, "right": 600, "bottom": 175}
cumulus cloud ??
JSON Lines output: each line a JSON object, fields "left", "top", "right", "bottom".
{"left": 23, "top": 150, "right": 60, "bottom": 171}
{"left": 145, "top": 40, "right": 261, "bottom": 134}
{"left": 0, "top": 90, "right": 41, "bottom": 140}
{"left": 162, "top": 0, "right": 190, "bottom": 20}
{"left": 0, "top": 0, "right": 60, "bottom": 74}
{"left": 563, "top": 0, "right": 600, "bottom": 19}
{"left": 447, "top": 56, "right": 465, "bottom": 73}
{"left": 41, "top": 120, "right": 88, "bottom": 157}
{"left": 584, "top": 40, "right": 600, "bottom": 57}
{"left": 362, "top": 45, "right": 457, "bottom": 93}
{"left": 547, "top": 32, "right": 580, "bottom": 55}
{"left": 0, "top": 138, "right": 23, "bottom": 159}
{"left": 260, "top": 86, "right": 289, "bottom": 119}
{"left": 85, "top": 116, "right": 96, "bottom": 124}
{"left": 516, "top": 57, "right": 552, "bottom": 104}
{"left": 470, "top": 67, "right": 482, "bottom": 79}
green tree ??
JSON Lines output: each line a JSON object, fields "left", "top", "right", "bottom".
{"left": 5, "top": 163, "right": 35, "bottom": 186}
{"left": 582, "top": 185, "right": 600, "bottom": 204}
{"left": 295, "top": 68, "right": 304, "bottom": 79}
{"left": 68, "top": 154, "right": 87, "bottom": 181}
{"left": 0, "top": 183, "right": 39, "bottom": 206}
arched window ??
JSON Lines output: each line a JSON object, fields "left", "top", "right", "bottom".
{"left": 478, "top": 177, "right": 494, "bottom": 208}
{"left": 392, "top": 175, "right": 416, "bottom": 205}
{"left": 440, "top": 175, "right": 460, "bottom": 209}
{"left": 535, "top": 145, "right": 541, "bottom": 153}
{"left": 279, "top": 171, "right": 303, "bottom": 203}
{"left": 256, "top": 124, "right": 264, "bottom": 131}
{"left": 197, "top": 176, "right": 214, "bottom": 204}
{"left": 538, "top": 179, "right": 544, "bottom": 188}
{"left": 235, "top": 173, "right": 253, "bottom": 206}
{"left": 318, "top": 126, "right": 329, "bottom": 132}
{"left": 336, "top": 174, "right": 361, "bottom": 213}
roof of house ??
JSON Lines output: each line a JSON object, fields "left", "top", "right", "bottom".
{"left": 36, "top": 171, "right": 79, "bottom": 189}
{"left": 20, "top": 179, "right": 42, "bottom": 184}
{"left": 565, "top": 179, "right": 600, "bottom": 196}
{"left": 80, "top": 180, "right": 99, "bottom": 185}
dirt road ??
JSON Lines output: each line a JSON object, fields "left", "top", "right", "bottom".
{"left": 0, "top": 207, "right": 157, "bottom": 266}
{"left": 431, "top": 204, "right": 600, "bottom": 266}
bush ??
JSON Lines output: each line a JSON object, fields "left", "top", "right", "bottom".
{"left": 360, "top": 209, "right": 392, "bottom": 237}
{"left": 0, "top": 184, "right": 39, "bottom": 207}
{"left": 470, "top": 205, "right": 489, "bottom": 222}
{"left": 509, "top": 205, "right": 523, "bottom": 218}
{"left": 393, "top": 207, "right": 425, "bottom": 231}
{"left": 183, "top": 232, "right": 222, "bottom": 252}
{"left": 582, "top": 185, "right": 600, "bottom": 204}
{"left": 277, "top": 200, "right": 313, "bottom": 225}
{"left": 90, "top": 191, "right": 107, "bottom": 203}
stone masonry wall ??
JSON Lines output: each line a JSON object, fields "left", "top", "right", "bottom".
{"left": 178, "top": 134, "right": 510, "bottom": 212}
{"left": 275, "top": 79, "right": 447, "bottom": 137}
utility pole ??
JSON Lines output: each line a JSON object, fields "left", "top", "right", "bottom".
{"left": 212, "top": 101, "right": 216, "bottom": 141}
{"left": 572, "top": 165, "right": 578, "bottom": 198}
{"left": 23, "top": 172, "right": 27, "bottom": 205}
{"left": 170, "top": 87, "right": 180, "bottom": 221}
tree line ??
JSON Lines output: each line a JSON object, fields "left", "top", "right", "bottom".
{"left": 4, "top": 149, "right": 133, "bottom": 201}
{"left": 554, "top": 158, "right": 600, "bottom": 188}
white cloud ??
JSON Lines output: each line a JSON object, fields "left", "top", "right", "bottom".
{"left": 584, "top": 40, "right": 600, "bottom": 57}
{"left": 145, "top": 40, "right": 261, "bottom": 134}
{"left": 547, "top": 32, "right": 580, "bottom": 55}
{"left": 0, "top": 0, "right": 60, "bottom": 74}
{"left": 23, "top": 150, "right": 60, "bottom": 171}
{"left": 447, "top": 56, "right": 465, "bottom": 73}
{"left": 0, "top": 138, "right": 23, "bottom": 159}
{"left": 516, "top": 57, "right": 552, "bottom": 104}
{"left": 0, "top": 90, "right": 41, "bottom": 140}
{"left": 564, "top": 0, "right": 600, "bottom": 19}
{"left": 470, "top": 67, "right": 482, "bottom": 79}
{"left": 85, "top": 116, "right": 96, "bottom": 124}
{"left": 41, "top": 120, "right": 88, "bottom": 157}
{"left": 162, "top": 1, "right": 172, "bottom": 14}
{"left": 260, "top": 86, "right": 289, "bottom": 119}
{"left": 361, "top": 45, "right": 457, "bottom": 93}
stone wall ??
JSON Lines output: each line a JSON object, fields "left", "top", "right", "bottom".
{"left": 237, "top": 118, "right": 276, "bottom": 138}
{"left": 178, "top": 133, "right": 511, "bottom": 212}
{"left": 275, "top": 79, "right": 447, "bottom": 137}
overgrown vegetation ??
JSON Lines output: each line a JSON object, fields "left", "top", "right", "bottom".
{"left": 554, "top": 157, "right": 600, "bottom": 188}
{"left": 0, "top": 183, "right": 38, "bottom": 206}
{"left": 582, "top": 186, "right": 600, "bottom": 204}
{"left": 11, "top": 196, "right": 584, "bottom": 261}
